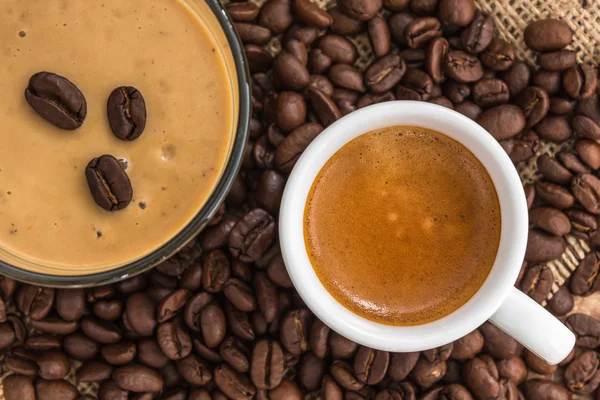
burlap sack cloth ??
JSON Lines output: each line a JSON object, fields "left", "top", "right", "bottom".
{"left": 2, "top": 0, "right": 600, "bottom": 398}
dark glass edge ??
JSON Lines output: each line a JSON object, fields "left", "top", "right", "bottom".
{"left": 0, "top": 0, "right": 252, "bottom": 287}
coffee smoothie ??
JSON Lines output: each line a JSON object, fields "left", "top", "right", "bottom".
{"left": 0, "top": 0, "right": 235, "bottom": 274}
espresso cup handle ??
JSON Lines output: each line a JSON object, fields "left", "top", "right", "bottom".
{"left": 489, "top": 287, "right": 575, "bottom": 365}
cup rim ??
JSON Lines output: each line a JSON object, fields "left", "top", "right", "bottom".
{"left": 0, "top": 0, "right": 252, "bottom": 288}
{"left": 279, "top": 101, "right": 529, "bottom": 351}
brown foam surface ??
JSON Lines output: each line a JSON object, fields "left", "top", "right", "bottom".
{"left": 304, "top": 126, "right": 501, "bottom": 326}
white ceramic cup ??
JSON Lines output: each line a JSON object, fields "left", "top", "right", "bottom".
{"left": 279, "top": 101, "right": 576, "bottom": 365}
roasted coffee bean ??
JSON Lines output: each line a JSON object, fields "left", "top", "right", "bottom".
{"left": 319, "top": 35, "right": 358, "bottom": 65}
{"left": 558, "top": 151, "right": 591, "bottom": 175}
{"left": 276, "top": 121, "right": 324, "bottom": 170}
{"left": 566, "top": 314, "right": 600, "bottom": 348}
{"left": 307, "top": 75, "right": 335, "bottom": 98}
{"left": 524, "top": 19, "right": 573, "bottom": 52}
{"left": 529, "top": 206, "right": 570, "bottom": 236}
{"left": 309, "top": 87, "right": 342, "bottom": 126}
{"left": 252, "top": 272, "right": 278, "bottom": 324}
{"left": 438, "top": 0, "right": 474, "bottom": 26}
{"left": 223, "top": 278, "right": 256, "bottom": 312}
{"left": 81, "top": 317, "right": 122, "bottom": 344}
{"left": 537, "top": 154, "right": 573, "bottom": 184}
{"left": 86, "top": 155, "right": 133, "bottom": 211}
{"left": 524, "top": 183, "right": 536, "bottom": 209}
{"left": 395, "top": 85, "right": 421, "bottom": 100}
{"left": 337, "top": 0, "right": 382, "bottom": 21}
{"left": 229, "top": 209, "right": 276, "bottom": 262}
{"left": 451, "top": 330, "right": 484, "bottom": 360}
{"left": 76, "top": 360, "right": 114, "bottom": 383}
{"left": 37, "top": 350, "right": 71, "bottom": 380}
{"left": 400, "top": 68, "right": 433, "bottom": 100}
{"left": 368, "top": 17, "right": 391, "bottom": 57}
{"left": 102, "top": 341, "right": 137, "bottom": 366}
{"left": 156, "top": 321, "right": 192, "bottom": 360}
{"left": 572, "top": 145, "right": 600, "bottom": 178}
{"left": 496, "top": 356, "right": 527, "bottom": 384}
{"left": 410, "top": 357, "right": 446, "bottom": 389}
{"left": 276, "top": 91, "right": 307, "bottom": 132}
{"left": 137, "top": 339, "right": 169, "bottom": 369}
{"left": 16, "top": 285, "right": 55, "bottom": 320}
{"left": 443, "top": 81, "right": 470, "bottom": 103}
{"left": 573, "top": 174, "right": 600, "bottom": 214}
{"left": 28, "top": 315, "right": 77, "bottom": 335}
{"left": 125, "top": 293, "right": 157, "bottom": 337}
{"left": 516, "top": 86, "right": 549, "bottom": 127}
{"left": 550, "top": 97, "right": 575, "bottom": 114}
{"left": 524, "top": 349, "right": 557, "bottom": 375}
{"left": 36, "top": 379, "right": 78, "bottom": 400}
{"left": 64, "top": 333, "right": 99, "bottom": 361}
{"left": 463, "top": 355, "right": 500, "bottom": 399}
{"left": 307, "top": 319, "right": 330, "bottom": 359}
{"left": 400, "top": 48, "right": 427, "bottom": 68}
{"left": 473, "top": 78, "right": 509, "bottom": 108}
{"left": 476, "top": 104, "right": 525, "bottom": 141}
{"left": 202, "top": 250, "right": 231, "bottom": 293}
{"left": 321, "top": 375, "right": 344, "bottom": 400}
{"left": 267, "top": 254, "right": 294, "bottom": 289}
{"left": 361, "top": 91, "right": 397, "bottom": 108}
{"left": 423, "top": 344, "right": 453, "bottom": 363}
{"left": 329, "top": 64, "right": 366, "bottom": 92}
{"left": 25, "top": 72, "right": 87, "bottom": 130}
{"left": 200, "top": 303, "right": 226, "bottom": 348}
{"left": 269, "top": 378, "right": 303, "bottom": 400}
{"left": 563, "top": 63, "right": 598, "bottom": 99}
{"left": 4, "top": 374, "right": 36, "bottom": 400}
{"left": 220, "top": 336, "right": 250, "bottom": 373}
{"left": 382, "top": 0, "right": 410, "bottom": 11}
{"left": 274, "top": 52, "right": 310, "bottom": 91}
{"left": 280, "top": 309, "right": 311, "bottom": 355}
{"left": 428, "top": 96, "right": 453, "bottom": 109}
{"left": 215, "top": 364, "right": 257, "bottom": 400}
{"left": 99, "top": 379, "right": 129, "bottom": 400}
{"left": 572, "top": 115, "right": 600, "bottom": 140}
{"left": 55, "top": 289, "right": 85, "bottom": 322}
{"left": 564, "top": 350, "right": 600, "bottom": 394}
{"left": 235, "top": 23, "right": 272, "bottom": 44}
{"left": 93, "top": 300, "right": 123, "bottom": 321}
{"left": 107, "top": 86, "right": 146, "bottom": 141}
{"left": 405, "top": 17, "right": 441, "bottom": 49}
{"left": 547, "top": 285, "right": 574, "bottom": 316}
{"left": 176, "top": 353, "right": 213, "bottom": 386}
{"left": 295, "top": 352, "right": 325, "bottom": 391}
{"left": 389, "top": 12, "right": 415, "bottom": 47}
{"left": 365, "top": 54, "right": 406, "bottom": 93}
{"left": 226, "top": 3, "right": 260, "bottom": 21}
{"left": 292, "top": 0, "right": 332, "bottom": 28}
{"left": 525, "top": 228, "right": 567, "bottom": 263}
{"left": 331, "top": 360, "right": 364, "bottom": 391}
{"left": 4, "top": 349, "right": 38, "bottom": 376}
{"left": 444, "top": 50, "right": 484, "bottom": 83}
{"left": 283, "top": 24, "right": 319, "bottom": 47}
{"left": 535, "top": 181, "right": 575, "bottom": 209}
{"left": 420, "top": 384, "right": 472, "bottom": 400}
{"left": 231, "top": 259, "right": 253, "bottom": 283}
{"left": 535, "top": 114, "right": 573, "bottom": 143}
{"left": 479, "top": 322, "right": 520, "bottom": 359}
{"left": 570, "top": 252, "right": 599, "bottom": 295}
{"left": 500, "top": 129, "right": 539, "bottom": 163}
{"left": 501, "top": 61, "right": 531, "bottom": 98}
{"left": 354, "top": 347, "right": 389, "bottom": 385}
{"left": 538, "top": 50, "right": 577, "bottom": 71}
{"left": 113, "top": 364, "right": 164, "bottom": 392}
{"left": 387, "top": 352, "right": 420, "bottom": 381}
{"left": 246, "top": 45, "right": 274, "bottom": 73}
{"left": 409, "top": 0, "right": 437, "bottom": 15}
{"left": 328, "top": 7, "right": 364, "bottom": 35}
{"left": 156, "top": 289, "right": 190, "bottom": 323}
{"left": 532, "top": 69, "right": 562, "bottom": 96}
{"left": 259, "top": 0, "right": 293, "bottom": 33}
{"left": 424, "top": 38, "right": 448, "bottom": 84}
{"left": 460, "top": 11, "right": 494, "bottom": 54}
{"left": 480, "top": 38, "right": 515, "bottom": 71}
{"left": 325, "top": 332, "right": 357, "bottom": 361}
{"left": 0, "top": 276, "right": 16, "bottom": 301}
{"left": 251, "top": 339, "right": 285, "bottom": 390}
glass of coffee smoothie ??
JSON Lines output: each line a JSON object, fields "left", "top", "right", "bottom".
{"left": 0, "top": 0, "right": 251, "bottom": 286}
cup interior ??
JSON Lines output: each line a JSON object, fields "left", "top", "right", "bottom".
{"left": 279, "top": 101, "right": 529, "bottom": 351}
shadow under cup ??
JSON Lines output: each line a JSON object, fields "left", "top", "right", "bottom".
{"left": 280, "top": 101, "right": 529, "bottom": 351}
{"left": 0, "top": 0, "right": 251, "bottom": 287}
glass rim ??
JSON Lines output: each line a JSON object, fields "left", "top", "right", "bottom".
{"left": 0, "top": 0, "right": 252, "bottom": 287}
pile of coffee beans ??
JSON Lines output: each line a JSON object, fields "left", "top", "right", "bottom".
{"left": 2, "top": 0, "right": 600, "bottom": 399}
